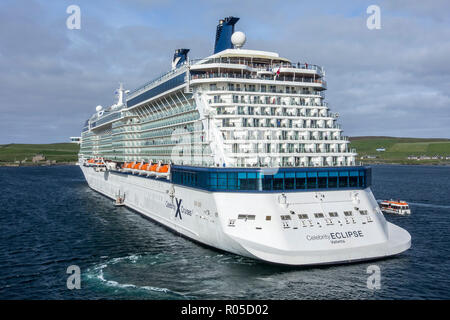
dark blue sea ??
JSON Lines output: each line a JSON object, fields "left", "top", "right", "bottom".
{"left": 0, "top": 165, "right": 449, "bottom": 299}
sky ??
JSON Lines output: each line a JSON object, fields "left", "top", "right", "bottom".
{"left": 0, "top": 0, "right": 449, "bottom": 143}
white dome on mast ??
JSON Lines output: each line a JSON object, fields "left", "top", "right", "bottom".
{"left": 231, "top": 31, "right": 246, "bottom": 49}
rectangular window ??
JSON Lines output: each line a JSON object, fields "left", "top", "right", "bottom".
{"left": 329, "top": 212, "right": 338, "bottom": 217}
{"left": 238, "top": 214, "right": 256, "bottom": 220}
{"left": 227, "top": 172, "right": 237, "bottom": 190}
{"left": 339, "top": 171, "right": 349, "bottom": 188}
{"left": 217, "top": 172, "right": 227, "bottom": 190}
{"left": 344, "top": 211, "right": 353, "bottom": 216}
{"left": 328, "top": 174, "right": 338, "bottom": 188}
{"left": 273, "top": 173, "right": 284, "bottom": 190}
{"left": 307, "top": 172, "right": 317, "bottom": 189}
{"left": 318, "top": 171, "right": 328, "bottom": 188}
{"left": 238, "top": 172, "right": 247, "bottom": 190}
{"left": 349, "top": 170, "right": 359, "bottom": 187}
{"left": 298, "top": 214, "right": 309, "bottom": 219}
{"left": 296, "top": 172, "right": 306, "bottom": 189}
{"left": 359, "top": 170, "right": 366, "bottom": 187}
{"left": 314, "top": 213, "right": 324, "bottom": 218}
{"left": 285, "top": 172, "right": 295, "bottom": 190}
{"left": 247, "top": 172, "right": 257, "bottom": 190}
{"left": 262, "top": 175, "right": 273, "bottom": 190}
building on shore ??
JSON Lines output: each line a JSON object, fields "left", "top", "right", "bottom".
{"left": 32, "top": 154, "right": 46, "bottom": 163}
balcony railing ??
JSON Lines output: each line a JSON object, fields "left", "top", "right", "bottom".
{"left": 190, "top": 58, "right": 324, "bottom": 75}
{"left": 190, "top": 73, "right": 326, "bottom": 87}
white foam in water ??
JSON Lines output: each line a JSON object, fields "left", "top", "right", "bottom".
{"left": 86, "top": 254, "right": 177, "bottom": 295}
{"left": 408, "top": 202, "right": 450, "bottom": 210}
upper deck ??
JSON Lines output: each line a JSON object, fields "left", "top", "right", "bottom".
{"left": 79, "top": 16, "right": 356, "bottom": 168}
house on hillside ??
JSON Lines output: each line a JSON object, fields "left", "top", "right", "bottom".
{"left": 32, "top": 154, "right": 46, "bottom": 163}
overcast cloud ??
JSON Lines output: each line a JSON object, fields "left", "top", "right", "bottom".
{"left": 0, "top": 0, "right": 448, "bottom": 143}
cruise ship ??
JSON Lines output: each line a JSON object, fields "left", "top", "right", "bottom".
{"left": 78, "top": 17, "right": 411, "bottom": 265}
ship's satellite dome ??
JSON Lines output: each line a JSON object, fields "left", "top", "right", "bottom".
{"left": 96, "top": 105, "right": 103, "bottom": 112}
{"left": 231, "top": 31, "right": 246, "bottom": 49}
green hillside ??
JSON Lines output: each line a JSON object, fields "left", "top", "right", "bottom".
{"left": 0, "top": 143, "right": 79, "bottom": 165}
{"left": 350, "top": 136, "right": 450, "bottom": 165}
{"left": 1, "top": 138, "right": 449, "bottom": 166}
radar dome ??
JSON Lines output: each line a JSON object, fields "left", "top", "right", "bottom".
{"left": 231, "top": 31, "right": 246, "bottom": 49}
{"left": 96, "top": 105, "right": 103, "bottom": 112}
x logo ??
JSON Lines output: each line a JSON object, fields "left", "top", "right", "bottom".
{"left": 175, "top": 198, "right": 182, "bottom": 220}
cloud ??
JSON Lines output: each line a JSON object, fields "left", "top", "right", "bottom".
{"left": 0, "top": 0, "right": 449, "bottom": 143}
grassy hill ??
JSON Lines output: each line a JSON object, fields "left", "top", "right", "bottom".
{"left": 0, "top": 143, "right": 79, "bottom": 165}
{"left": 1, "top": 138, "right": 449, "bottom": 166}
{"left": 350, "top": 136, "right": 450, "bottom": 165}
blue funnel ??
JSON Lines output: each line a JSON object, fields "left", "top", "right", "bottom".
{"left": 214, "top": 16, "right": 239, "bottom": 54}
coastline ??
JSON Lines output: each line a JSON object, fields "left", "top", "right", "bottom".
{"left": 1, "top": 161, "right": 449, "bottom": 168}
{"left": 0, "top": 162, "right": 78, "bottom": 167}
{"left": 360, "top": 160, "right": 450, "bottom": 166}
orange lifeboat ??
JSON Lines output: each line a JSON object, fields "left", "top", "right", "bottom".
{"left": 141, "top": 163, "right": 149, "bottom": 171}
{"left": 126, "top": 162, "right": 135, "bottom": 169}
{"left": 121, "top": 162, "right": 128, "bottom": 169}
{"left": 150, "top": 164, "right": 158, "bottom": 172}
{"left": 133, "top": 162, "right": 141, "bottom": 170}
{"left": 157, "top": 165, "right": 169, "bottom": 173}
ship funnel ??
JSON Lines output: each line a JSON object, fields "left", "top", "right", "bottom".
{"left": 214, "top": 16, "right": 239, "bottom": 54}
{"left": 172, "top": 48, "right": 190, "bottom": 70}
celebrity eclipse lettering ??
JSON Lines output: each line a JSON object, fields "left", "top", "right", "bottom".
{"left": 306, "top": 230, "right": 364, "bottom": 244}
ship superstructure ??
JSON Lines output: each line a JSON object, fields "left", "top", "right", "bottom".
{"left": 78, "top": 17, "right": 410, "bottom": 265}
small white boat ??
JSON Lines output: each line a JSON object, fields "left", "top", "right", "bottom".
{"left": 114, "top": 192, "right": 126, "bottom": 207}
{"left": 380, "top": 200, "right": 411, "bottom": 215}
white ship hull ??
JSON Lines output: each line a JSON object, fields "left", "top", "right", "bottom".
{"left": 80, "top": 165, "right": 411, "bottom": 266}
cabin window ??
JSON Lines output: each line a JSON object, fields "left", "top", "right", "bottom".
{"left": 307, "top": 172, "right": 317, "bottom": 189}
{"left": 329, "top": 212, "right": 338, "bottom": 217}
{"left": 318, "top": 172, "right": 328, "bottom": 188}
{"left": 273, "top": 173, "right": 284, "bottom": 190}
{"left": 238, "top": 214, "right": 255, "bottom": 220}
{"left": 328, "top": 172, "right": 338, "bottom": 188}
{"left": 338, "top": 171, "right": 349, "bottom": 188}
{"left": 349, "top": 170, "right": 359, "bottom": 187}
{"left": 296, "top": 172, "right": 306, "bottom": 189}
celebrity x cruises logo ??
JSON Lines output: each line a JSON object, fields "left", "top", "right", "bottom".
{"left": 175, "top": 198, "right": 183, "bottom": 220}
